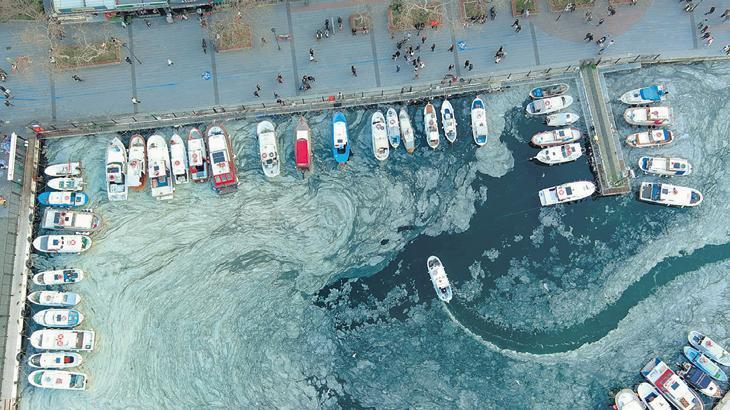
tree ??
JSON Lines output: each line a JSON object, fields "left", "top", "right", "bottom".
{"left": 389, "top": 0, "right": 445, "bottom": 32}
{"left": 0, "top": 0, "right": 44, "bottom": 22}
{"left": 209, "top": 0, "right": 256, "bottom": 51}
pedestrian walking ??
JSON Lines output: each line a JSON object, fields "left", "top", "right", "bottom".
{"left": 351, "top": 65, "right": 357, "bottom": 76}
{"left": 396, "top": 64, "right": 400, "bottom": 72}
{"left": 608, "top": 5, "right": 616, "bottom": 16}
{"left": 585, "top": 32, "right": 594, "bottom": 42}
{"left": 125, "top": 56, "right": 132, "bottom": 64}
{"left": 448, "top": 44, "right": 454, "bottom": 52}
{"left": 276, "top": 73, "right": 284, "bottom": 83}
{"left": 706, "top": 36, "right": 714, "bottom": 46}
{"left": 309, "top": 48, "right": 316, "bottom": 62}
{"left": 274, "top": 92, "right": 280, "bottom": 99}
{"left": 448, "top": 64, "right": 454, "bottom": 71}
{"left": 121, "top": 20, "right": 127, "bottom": 28}
{"left": 701, "top": 25, "right": 710, "bottom": 34}
{"left": 421, "top": 35, "right": 427, "bottom": 44}
{"left": 705, "top": 7, "right": 716, "bottom": 15}
{"left": 256, "top": 84, "right": 261, "bottom": 91}
{"left": 464, "top": 59, "right": 470, "bottom": 68}
{"left": 597, "top": 18, "right": 605, "bottom": 26}
{"left": 512, "top": 19, "right": 519, "bottom": 28}
{"left": 702, "top": 32, "right": 711, "bottom": 40}
{"left": 431, "top": 43, "right": 436, "bottom": 52}
{"left": 72, "top": 75, "right": 83, "bottom": 82}
{"left": 515, "top": 24, "right": 522, "bottom": 33}
{"left": 395, "top": 51, "right": 401, "bottom": 59}
{"left": 722, "top": 9, "right": 730, "bottom": 21}
{"left": 254, "top": 90, "right": 260, "bottom": 97}
{"left": 145, "top": 20, "right": 152, "bottom": 28}
{"left": 131, "top": 97, "right": 140, "bottom": 104}
{"left": 260, "top": 37, "right": 267, "bottom": 46}
{"left": 723, "top": 45, "right": 730, "bottom": 55}
{"left": 4, "top": 100, "right": 13, "bottom": 107}
{"left": 167, "top": 59, "right": 173, "bottom": 66}
{"left": 585, "top": 11, "right": 592, "bottom": 23}
{"left": 415, "top": 44, "right": 420, "bottom": 52}
{"left": 468, "top": 63, "right": 473, "bottom": 71}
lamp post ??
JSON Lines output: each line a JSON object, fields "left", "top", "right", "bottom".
{"left": 271, "top": 27, "right": 280, "bottom": 51}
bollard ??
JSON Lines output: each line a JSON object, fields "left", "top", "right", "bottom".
{"left": 545, "top": 68, "right": 551, "bottom": 74}
{"left": 409, "top": 86, "right": 413, "bottom": 92}
{"left": 633, "top": 55, "right": 640, "bottom": 63}
{"left": 614, "top": 58, "right": 620, "bottom": 64}
{"left": 507, "top": 73, "right": 511, "bottom": 80}
{"left": 653, "top": 54, "right": 660, "bottom": 61}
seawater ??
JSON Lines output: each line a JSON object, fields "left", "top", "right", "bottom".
{"left": 23, "top": 61, "right": 730, "bottom": 409}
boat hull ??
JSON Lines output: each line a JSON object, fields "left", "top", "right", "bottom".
{"left": 187, "top": 128, "right": 209, "bottom": 183}
{"left": 529, "top": 83, "right": 569, "bottom": 99}
{"left": 106, "top": 137, "right": 128, "bottom": 201}
{"left": 399, "top": 109, "right": 415, "bottom": 154}
{"left": 423, "top": 104, "right": 440, "bottom": 149}
{"left": 147, "top": 134, "right": 175, "bottom": 200}
{"left": 332, "top": 112, "right": 350, "bottom": 165}
{"left": 28, "top": 370, "right": 87, "bottom": 391}
{"left": 32, "top": 269, "right": 84, "bottom": 286}
{"left": 471, "top": 98, "right": 488, "bottom": 146}
{"left": 257, "top": 121, "right": 281, "bottom": 178}
{"left": 127, "top": 134, "right": 147, "bottom": 191}
{"left": 684, "top": 346, "right": 728, "bottom": 381}
{"left": 538, "top": 181, "right": 595, "bottom": 206}
{"left": 427, "top": 256, "right": 452, "bottom": 303}
{"left": 44, "top": 162, "right": 82, "bottom": 177}
{"left": 371, "top": 111, "right": 389, "bottom": 161}
{"left": 688, "top": 331, "right": 730, "bottom": 367}
{"left": 441, "top": 100, "right": 458, "bottom": 144}
{"left": 386, "top": 108, "right": 401, "bottom": 148}
{"left": 33, "top": 308, "right": 84, "bottom": 328}
{"left": 46, "top": 177, "right": 83, "bottom": 191}
{"left": 206, "top": 124, "right": 239, "bottom": 193}
{"left": 27, "top": 291, "right": 80, "bottom": 307}
{"left": 526, "top": 96, "right": 574, "bottom": 115}
{"left": 545, "top": 112, "right": 579, "bottom": 127}
{"left": 28, "top": 352, "right": 83, "bottom": 369}
{"left": 533, "top": 143, "right": 583, "bottom": 165}
{"left": 170, "top": 133, "right": 190, "bottom": 184}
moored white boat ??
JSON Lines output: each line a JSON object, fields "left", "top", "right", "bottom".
{"left": 526, "top": 96, "right": 573, "bottom": 115}
{"left": 688, "top": 331, "right": 730, "bottom": 367}
{"left": 28, "top": 370, "right": 87, "bottom": 391}
{"left": 27, "top": 291, "right": 80, "bottom": 307}
{"left": 545, "top": 112, "right": 579, "bottom": 127}
{"left": 639, "top": 182, "right": 703, "bottom": 207}
{"left": 147, "top": 134, "right": 174, "bottom": 200}
{"left": 471, "top": 97, "right": 488, "bottom": 146}
{"left": 41, "top": 208, "right": 101, "bottom": 232}
{"left": 332, "top": 112, "right": 350, "bottom": 166}
{"left": 400, "top": 108, "right": 415, "bottom": 154}
{"left": 423, "top": 103, "right": 440, "bottom": 149}
{"left": 169, "top": 133, "right": 190, "bottom": 185}
{"left": 106, "top": 137, "right": 128, "bottom": 201}
{"left": 28, "top": 352, "right": 83, "bottom": 369}
{"left": 33, "top": 235, "right": 92, "bottom": 253}
{"left": 620, "top": 85, "right": 668, "bottom": 105}
{"left": 127, "top": 134, "right": 146, "bottom": 191}
{"left": 32, "top": 268, "right": 84, "bottom": 286}
{"left": 683, "top": 346, "right": 728, "bottom": 381}
{"left": 678, "top": 363, "right": 723, "bottom": 398}
{"left": 641, "top": 358, "right": 704, "bottom": 410}
{"left": 427, "top": 256, "right": 452, "bottom": 303}
{"left": 624, "top": 106, "right": 671, "bottom": 126}
{"left": 531, "top": 127, "right": 581, "bottom": 147}
{"left": 294, "top": 117, "right": 313, "bottom": 173}
{"left": 371, "top": 111, "right": 389, "bottom": 161}
{"left": 187, "top": 128, "right": 208, "bottom": 183}
{"left": 638, "top": 156, "right": 691, "bottom": 176}
{"left": 46, "top": 177, "right": 83, "bottom": 192}
{"left": 441, "top": 99, "right": 457, "bottom": 143}
{"left": 386, "top": 108, "right": 401, "bottom": 149}
{"left": 626, "top": 130, "right": 674, "bottom": 148}
{"left": 614, "top": 388, "right": 646, "bottom": 410}
{"left": 636, "top": 382, "right": 671, "bottom": 410}
{"left": 44, "top": 162, "right": 82, "bottom": 177}
{"left": 529, "top": 83, "right": 569, "bottom": 99}
{"left": 206, "top": 124, "right": 239, "bottom": 194}
{"left": 32, "top": 308, "right": 84, "bottom": 328}
{"left": 30, "top": 329, "right": 95, "bottom": 351}
{"left": 37, "top": 191, "right": 88, "bottom": 208}
{"left": 538, "top": 181, "right": 595, "bottom": 206}
{"left": 257, "top": 120, "right": 280, "bottom": 177}
{"left": 533, "top": 143, "right": 583, "bottom": 165}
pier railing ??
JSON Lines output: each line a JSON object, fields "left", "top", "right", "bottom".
{"left": 33, "top": 53, "right": 685, "bottom": 138}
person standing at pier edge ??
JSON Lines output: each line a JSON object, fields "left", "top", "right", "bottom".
{"left": 351, "top": 65, "right": 357, "bottom": 77}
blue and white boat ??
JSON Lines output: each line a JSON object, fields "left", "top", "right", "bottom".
{"left": 386, "top": 108, "right": 401, "bottom": 149}
{"left": 620, "top": 85, "right": 668, "bottom": 105}
{"left": 688, "top": 331, "right": 730, "bottom": 366}
{"left": 678, "top": 363, "right": 723, "bottom": 398}
{"left": 32, "top": 309, "right": 84, "bottom": 328}
{"left": 332, "top": 112, "right": 350, "bottom": 166}
{"left": 37, "top": 192, "right": 88, "bottom": 208}
{"left": 470, "top": 97, "right": 488, "bottom": 146}
{"left": 27, "top": 291, "right": 80, "bottom": 307}
{"left": 683, "top": 346, "right": 729, "bottom": 382}
{"left": 32, "top": 269, "right": 84, "bottom": 286}
{"left": 638, "top": 156, "right": 692, "bottom": 177}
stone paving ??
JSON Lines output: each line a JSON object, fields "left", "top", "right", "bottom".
{"left": 0, "top": 0, "right": 729, "bottom": 132}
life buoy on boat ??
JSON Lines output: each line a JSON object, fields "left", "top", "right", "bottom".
{"left": 192, "top": 153, "right": 198, "bottom": 161}
{"left": 174, "top": 160, "right": 180, "bottom": 166}
{"left": 261, "top": 153, "right": 267, "bottom": 160}
{"left": 64, "top": 195, "right": 70, "bottom": 201}
{"left": 558, "top": 187, "right": 565, "bottom": 197}
{"left": 269, "top": 152, "right": 274, "bottom": 158}
{"left": 69, "top": 239, "right": 76, "bottom": 246}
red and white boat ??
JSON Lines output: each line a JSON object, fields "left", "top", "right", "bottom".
{"left": 205, "top": 124, "right": 238, "bottom": 195}
{"left": 187, "top": 128, "right": 209, "bottom": 183}
{"left": 295, "top": 116, "right": 312, "bottom": 173}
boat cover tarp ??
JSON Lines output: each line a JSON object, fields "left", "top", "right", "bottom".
{"left": 639, "top": 85, "right": 663, "bottom": 101}
{"left": 295, "top": 139, "right": 309, "bottom": 166}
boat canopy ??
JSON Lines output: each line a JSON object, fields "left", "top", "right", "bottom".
{"left": 295, "top": 139, "right": 310, "bottom": 166}
{"left": 640, "top": 85, "right": 665, "bottom": 101}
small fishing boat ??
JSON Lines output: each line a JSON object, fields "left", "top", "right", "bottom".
{"left": 533, "top": 143, "right": 583, "bottom": 165}
{"left": 127, "top": 134, "right": 146, "bottom": 190}
{"left": 400, "top": 108, "right": 415, "bottom": 154}
{"left": 106, "top": 137, "right": 128, "bottom": 201}
{"left": 441, "top": 99, "right": 458, "bottom": 143}
{"left": 257, "top": 120, "right": 280, "bottom": 178}
{"left": 624, "top": 106, "right": 671, "bottom": 126}
{"left": 423, "top": 103, "right": 440, "bottom": 149}
{"left": 294, "top": 117, "right": 313, "bottom": 173}
{"left": 614, "top": 388, "right": 646, "bottom": 410}
{"left": 471, "top": 97, "right": 488, "bottom": 146}
{"left": 386, "top": 108, "right": 401, "bottom": 149}
{"left": 332, "top": 112, "right": 350, "bottom": 166}
{"left": 636, "top": 382, "right": 672, "bottom": 410}
{"left": 639, "top": 182, "right": 703, "bottom": 207}
{"left": 526, "top": 96, "right": 574, "bottom": 115}
{"left": 32, "top": 268, "right": 84, "bottom": 286}
{"left": 32, "top": 309, "right": 84, "bottom": 328}
{"left": 30, "top": 329, "right": 95, "bottom": 351}
{"left": 187, "top": 128, "right": 208, "bottom": 183}
{"left": 147, "top": 134, "right": 174, "bottom": 200}
{"left": 683, "top": 346, "right": 728, "bottom": 382}
{"left": 531, "top": 127, "right": 581, "bottom": 147}
{"left": 620, "top": 85, "right": 669, "bottom": 105}
{"left": 37, "top": 191, "right": 88, "bottom": 208}
{"left": 688, "top": 331, "right": 730, "bottom": 366}
{"left": 371, "top": 111, "right": 389, "bottom": 161}
{"left": 169, "top": 133, "right": 190, "bottom": 185}
{"left": 678, "top": 363, "right": 723, "bottom": 398}
{"left": 529, "top": 83, "right": 569, "bottom": 99}
{"left": 28, "top": 370, "right": 87, "bottom": 391}
{"left": 641, "top": 358, "right": 704, "bottom": 410}
{"left": 626, "top": 130, "right": 674, "bottom": 148}
{"left": 46, "top": 177, "right": 83, "bottom": 192}
{"left": 427, "top": 256, "right": 452, "bottom": 303}
{"left": 44, "top": 162, "right": 82, "bottom": 177}
{"left": 545, "top": 112, "right": 580, "bottom": 127}
{"left": 206, "top": 124, "right": 239, "bottom": 194}
{"left": 41, "top": 208, "right": 101, "bottom": 232}
{"left": 28, "top": 352, "right": 83, "bottom": 369}
{"left": 538, "top": 181, "right": 595, "bottom": 206}
{"left": 33, "top": 235, "right": 92, "bottom": 253}
{"left": 638, "top": 156, "right": 691, "bottom": 176}
{"left": 27, "top": 291, "right": 80, "bottom": 307}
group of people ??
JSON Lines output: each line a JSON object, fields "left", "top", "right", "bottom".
{"left": 694, "top": 6, "right": 730, "bottom": 49}
{"left": 465, "top": 6, "right": 497, "bottom": 26}
{"left": 0, "top": 85, "right": 12, "bottom": 107}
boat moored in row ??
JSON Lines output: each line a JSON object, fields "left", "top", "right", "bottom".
{"left": 41, "top": 208, "right": 101, "bottom": 232}
{"left": 332, "top": 112, "right": 350, "bottom": 165}
{"left": 626, "top": 130, "right": 674, "bottom": 148}
{"left": 538, "top": 181, "right": 595, "bottom": 206}
{"left": 638, "top": 182, "right": 703, "bottom": 207}
{"left": 147, "top": 134, "right": 175, "bottom": 200}
{"left": 614, "top": 388, "right": 645, "bottom": 410}
{"left": 678, "top": 363, "right": 723, "bottom": 398}
{"left": 27, "top": 291, "right": 80, "bottom": 307}
{"left": 386, "top": 108, "right": 401, "bottom": 149}
{"left": 47, "top": 177, "right": 83, "bottom": 192}
{"left": 471, "top": 97, "right": 488, "bottom": 146}
{"left": 371, "top": 111, "right": 389, "bottom": 161}
{"left": 170, "top": 133, "right": 190, "bottom": 185}
{"left": 294, "top": 117, "right": 313, "bottom": 173}
{"left": 105, "top": 137, "right": 128, "bottom": 201}
{"left": 545, "top": 112, "right": 579, "bottom": 127}
{"left": 45, "top": 162, "right": 82, "bottom": 177}
{"left": 638, "top": 156, "right": 691, "bottom": 176}
{"left": 37, "top": 191, "right": 88, "bottom": 208}
{"left": 28, "top": 352, "right": 83, "bottom": 369}
{"left": 257, "top": 121, "right": 281, "bottom": 178}
{"left": 529, "top": 83, "right": 569, "bottom": 99}
{"left": 400, "top": 108, "right": 415, "bottom": 154}
{"left": 28, "top": 370, "right": 87, "bottom": 391}
{"left": 187, "top": 128, "right": 209, "bottom": 183}
{"left": 624, "top": 106, "right": 672, "bottom": 126}
{"left": 32, "top": 308, "right": 84, "bottom": 328}
{"left": 30, "top": 329, "right": 95, "bottom": 351}
{"left": 127, "top": 134, "right": 147, "bottom": 191}
{"left": 32, "top": 268, "right": 83, "bottom": 286}
{"left": 531, "top": 127, "right": 581, "bottom": 147}
{"left": 533, "top": 143, "right": 583, "bottom": 165}
{"left": 620, "top": 84, "right": 668, "bottom": 105}
{"left": 441, "top": 99, "right": 458, "bottom": 143}
{"left": 526, "top": 95, "right": 574, "bottom": 115}
{"left": 424, "top": 103, "right": 440, "bottom": 149}
{"left": 32, "top": 235, "right": 92, "bottom": 253}
{"left": 636, "top": 382, "right": 671, "bottom": 410}
{"left": 683, "top": 346, "right": 728, "bottom": 382}
{"left": 688, "top": 331, "right": 730, "bottom": 366}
